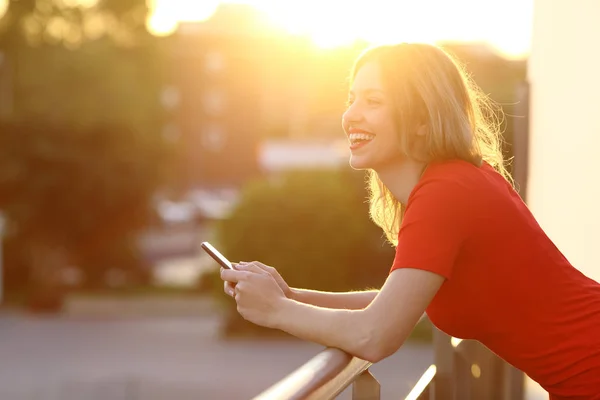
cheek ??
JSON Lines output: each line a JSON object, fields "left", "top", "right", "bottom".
{"left": 375, "top": 118, "right": 398, "bottom": 143}
{"left": 371, "top": 107, "right": 395, "bottom": 130}
{"left": 375, "top": 124, "right": 403, "bottom": 156}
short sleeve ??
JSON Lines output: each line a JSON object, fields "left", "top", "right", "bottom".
{"left": 390, "top": 177, "right": 473, "bottom": 279}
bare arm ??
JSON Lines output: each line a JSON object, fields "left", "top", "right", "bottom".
{"left": 289, "top": 288, "right": 378, "bottom": 310}
{"left": 273, "top": 269, "right": 444, "bottom": 363}
{"left": 228, "top": 262, "right": 379, "bottom": 310}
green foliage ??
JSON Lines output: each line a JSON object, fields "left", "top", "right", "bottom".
{"left": 10, "top": 38, "right": 165, "bottom": 127}
{"left": 218, "top": 169, "right": 395, "bottom": 291}
{"left": 0, "top": 120, "right": 167, "bottom": 290}
{"left": 0, "top": 4, "right": 170, "bottom": 294}
{"left": 210, "top": 168, "right": 396, "bottom": 337}
{"left": 1, "top": 0, "right": 150, "bottom": 49}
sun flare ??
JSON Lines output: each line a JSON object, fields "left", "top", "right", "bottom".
{"left": 146, "top": 0, "right": 220, "bottom": 36}
{"left": 144, "top": 0, "right": 532, "bottom": 57}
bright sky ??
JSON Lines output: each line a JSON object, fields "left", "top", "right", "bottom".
{"left": 0, "top": 0, "right": 533, "bottom": 58}
{"left": 146, "top": 0, "right": 534, "bottom": 58}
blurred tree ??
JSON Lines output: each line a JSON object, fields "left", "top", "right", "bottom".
{"left": 0, "top": 1, "right": 170, "bottom": 306}
{"left": 0, "top": 121, "right": 165, "bottom": 296}
{"left": 15, "top": 39, "right": 164, "bottom": 127}
{"left": 0, "top": 0, "right": 149, "bottom": 49}
{"left": 0, "top": 0, "right": 161, "bottom": 122}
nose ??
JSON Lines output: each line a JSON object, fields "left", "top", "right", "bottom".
{"left": 342, "top": 102, "right": 363, "bottom": 131}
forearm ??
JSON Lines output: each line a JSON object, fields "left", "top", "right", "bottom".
{"left": 289, "top": 288, "right": 378, "bottom": 310}
{"left": 274, "top": 298, "right": 380, "bottom": 362}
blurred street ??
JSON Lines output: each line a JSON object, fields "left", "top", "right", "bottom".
{"left": 0, "top": 312, "right": 434, "bottom": 400}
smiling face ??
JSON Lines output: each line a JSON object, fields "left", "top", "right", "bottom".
{"left": 342, "top": 61, "right": 404, "bottom": 171}
{"left": 342, "top": 43, "right": 507, "bottom": 247}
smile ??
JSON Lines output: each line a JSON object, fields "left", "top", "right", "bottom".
{"left": 348, "top": 132, "right": 375, "bottom": 151}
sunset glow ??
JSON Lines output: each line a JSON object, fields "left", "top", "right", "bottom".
{"left": 0, "top": 0, "right": 533, "bottom": 57}
{"left": 146, "top": 0, "right": 533, "bottom": 58}
{"left": 146, "top": 0, "right": 220, "bottom": 36}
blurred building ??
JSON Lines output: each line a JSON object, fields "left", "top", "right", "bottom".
{"left": 527, "top": 0, "right": 600, "bottom": 282}
{"left": 160, "top": 3, "right": 368, "bottom": 193}
{"left": 162, "top": 4, "right": 318, "bottom": 190}
{"left": 163, "top": 4, "right": 269, "bottom": 189}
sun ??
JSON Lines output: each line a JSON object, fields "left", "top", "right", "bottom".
{"left": 146, "top": 0, "right": 220, "bottom": 36}
{"left": 249, "top": 1, "right": 362, "bottom": 48}
{"left": 145, "top": 0, "right": 531, "bottom": 58}
{"left": 0, "top": 0, "right": 532, "bottom": 58}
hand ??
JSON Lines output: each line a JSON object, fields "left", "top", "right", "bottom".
{"left": 221, "top": 263, "right": 288, "bottom": 329}
{"left": 223, "top": 261, "right": 293, "bottom": 299}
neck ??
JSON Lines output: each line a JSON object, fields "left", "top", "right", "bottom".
{"left": 374, "top": 159, "right": 428, "bottom": 204}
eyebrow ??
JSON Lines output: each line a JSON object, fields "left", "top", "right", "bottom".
{"left": 348, "top": 88, "right": 386, "bottom": 96}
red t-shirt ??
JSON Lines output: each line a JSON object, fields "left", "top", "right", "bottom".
{"left": 390, "top": 159, "right": 600, "bottom": 398}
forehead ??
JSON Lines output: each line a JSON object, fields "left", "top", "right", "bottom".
{"left": 350, "top": 61, "right": 385, "bottom": 94}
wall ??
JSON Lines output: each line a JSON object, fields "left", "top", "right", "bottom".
{"left": 528, "top": 0, "right": 600, "bottom": 281}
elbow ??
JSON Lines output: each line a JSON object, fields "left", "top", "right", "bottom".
{"left": 353, "top": 328, "right": 406, "bottom": 364}
{"left": 356, "top": 347, "right": 387, "bottom": 364}
{"left": 354, "top": 342, "right": 393, "bottom": 364}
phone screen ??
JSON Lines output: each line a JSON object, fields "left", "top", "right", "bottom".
{"left": 201, "top": 242, "right": 233, "bottom": 270}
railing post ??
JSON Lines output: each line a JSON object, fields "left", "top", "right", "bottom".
{"left": 502, "top": 363, "right": 525, "bottom": 400}
{"left": 352, "top": 369, "right": 380, "bottom": 400}
{"left": 433, "top": 329, "right": 454, "bottom": 400}
{"left": 454, "top": 340, "right": 506, "bottom": 400}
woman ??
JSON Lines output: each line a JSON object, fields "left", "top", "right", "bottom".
{"left": 220, "top": 43, "right": 600, "bottom": 399}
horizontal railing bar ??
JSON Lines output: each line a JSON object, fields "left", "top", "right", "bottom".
{"left": 253, "top": 348, "right": 370, "bottom": 400}
{"left": 254, "top": 315, "right": 428, "bottom": 400}
{"left": 306, "top": 356, "right": 372, "bottom": 399}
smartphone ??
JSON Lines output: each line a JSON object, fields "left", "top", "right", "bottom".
{"left": 201, "top": 241, "right": 233, "bottom": 270}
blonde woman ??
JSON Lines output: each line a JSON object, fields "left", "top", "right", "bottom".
{"left": 220, "top": 43, "right": 600, "bottom": 399}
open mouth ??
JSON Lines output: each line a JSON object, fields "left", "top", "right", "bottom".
{"left": 348, "top": 132, "right": 376, "bottom": 147}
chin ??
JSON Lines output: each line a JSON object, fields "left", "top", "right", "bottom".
{"left": 349, "top": 152, "right": 404, "bottom": 172}
{"left": 348, "top": 155, "right": 373, "bottom": 170}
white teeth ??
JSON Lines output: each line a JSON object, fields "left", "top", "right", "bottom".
{"left": 349, "top": 133, "right": 375, "bottom": 141}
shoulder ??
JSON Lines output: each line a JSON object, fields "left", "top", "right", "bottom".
{"left": 406, "top": 159, "right": 487, "bottom": 210}
{"left": 393, "top": 160, "right": 487, "bottom": 278}
{"left": 422, "top": 158, "right": 490, "bottom": 186}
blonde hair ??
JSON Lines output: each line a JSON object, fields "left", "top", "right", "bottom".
{"left": 350, "top": 43, "right": 512, "bottom": 246}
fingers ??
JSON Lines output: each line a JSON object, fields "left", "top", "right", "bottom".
{"left": 232, "top": 261, "right": 248, "bottom": 270}
{"left": 220, "top": 268, "right": 249, "bottom": 283}
{"left": 235, "top": 261, "right": 271, "bottom": 275}
{"left": 239, "top": 263, "right": 267, "bottom": 274}
{"left": 220, "top": 262, "right": 269, "bottom": 296}
{"left": 257, "top": 264, "right": 275, "bottom": 275}
{"left": 223, "top": 280, "right": 236, "bottom": 297}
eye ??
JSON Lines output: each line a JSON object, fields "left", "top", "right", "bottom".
{"left": 346, "top": 98, "right": 355, "bottom": 107}
{"left": 367, "top": 98, "right": 382, "bottom": 106}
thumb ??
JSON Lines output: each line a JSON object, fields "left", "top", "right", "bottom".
{"left": 233, "top": 261, "right": 249, "bottom": 270}
{"left": 238, "top": 263, "right": 266, "bottom": 274}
